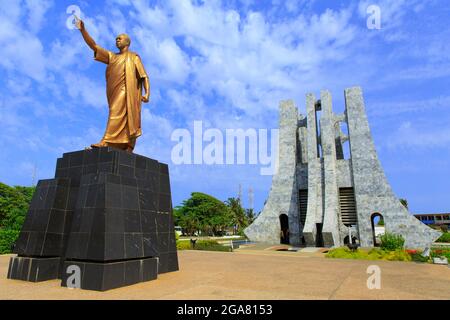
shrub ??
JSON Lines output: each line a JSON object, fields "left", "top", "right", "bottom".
{"left": 367, "top": 248, "right": 385, "bottom": 260}
{"left": 176, "top": 240, "right": 191, "bottom": 250}
{"left": 405, "top": 249, "right": 431, "bottom": 263}
{"left": 383, "top": 249, "right": 411, "bottom": 261}
{"left": 176, "top": 240, "right": 190, "bottom": 250}
{"left": 0, "top": 229, "right": 20, "bottom": 254}
{"left": 326, "top": 248, "right": 383, "bottom": 260}
{"left": 176, "top": 239, "right": 231, "bottom": 252}
{"left": 380, "top": 232, "right": 405, "bottom": 251}
{"left": 196, "top": 240, "right": 220, "bottom": 247}
{"left": 436, "top": 232, "right": 450, "bottom": 243}
{"left": 326, "top": 247, "right": 412, "bottom": 262}
{"left": 195, "top": 243, "right": 231, "bottom": 252}
{"left": 325, "top": 247, "right": 357, "bottom": 259}
{"left": 431, "top": 247, "right": 450, "bottom": 260}
{"left": 440, "top": 225, "right": 448, "bottom": 233}
{"left": 410, "top": 252, "right": 429, "bottom": 263}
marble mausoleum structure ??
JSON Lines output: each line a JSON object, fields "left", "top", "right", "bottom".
{"left": 244, "top": 87, "right": 441, "bottom": 249}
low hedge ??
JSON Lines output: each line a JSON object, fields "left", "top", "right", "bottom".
{"left": 177, "top": 239, "right": 231, "bottom": 252}
{"left": 327, "top": 246, "right": 450, "bottom": 263}
{"left": 326, "top": 247, "right": 411, "bottom": 261}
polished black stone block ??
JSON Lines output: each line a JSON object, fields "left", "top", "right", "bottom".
{"left": 8, "top": 147, "right": 178, "bottom": 291}
{"left": 7, "top": 256, "right": 60, "bottom": 282}
{"left": 61, "top": 257, "right": 158, "bottom": 291}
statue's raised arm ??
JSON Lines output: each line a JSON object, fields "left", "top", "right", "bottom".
{"left": 75, "top": 16, "right": 96, "bottom": 51}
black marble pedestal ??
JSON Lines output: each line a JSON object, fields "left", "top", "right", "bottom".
{"left": 7, "top": 147, "right": 178, "bottom": 291}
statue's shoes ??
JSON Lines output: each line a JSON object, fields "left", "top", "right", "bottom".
{"left": 91, "top": 141, "right": 108, "bottom": 148}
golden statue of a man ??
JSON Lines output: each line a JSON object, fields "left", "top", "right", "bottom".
{"left": 75, "top": 17, "right": 150, "bottom": 152}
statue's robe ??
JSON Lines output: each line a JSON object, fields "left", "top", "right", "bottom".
{"left": 94, "top": 45, "right": 148, "bottom": 149}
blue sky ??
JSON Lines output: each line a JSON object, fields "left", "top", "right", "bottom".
{"left": 0, "top": 0, "right": 449, "bottom": 214}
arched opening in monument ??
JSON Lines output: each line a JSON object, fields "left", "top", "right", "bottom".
{"left": 279, "top": 214, "right": 290, "bottom": 244}
{"left": 370, "top": 213, "right": 385, "bottom": 246}
{"left": 315, "top": 223, "right": 324, "bottom": 247}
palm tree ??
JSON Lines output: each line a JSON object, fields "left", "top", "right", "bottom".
{"left": 245, "top": 208, "right": 255, "bottom": 224}
{"left": 226, "top": 197, "right": 248, "bottom": 235}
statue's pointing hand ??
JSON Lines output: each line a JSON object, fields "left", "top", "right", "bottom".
{"left": 74, "top": 15, "right": 84, "bottom": 30}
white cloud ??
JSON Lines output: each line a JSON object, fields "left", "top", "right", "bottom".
{"left": 131, "top": 3, "right": 357, "bottom": 116}
{"left": 166, "top": 89, "right": 209, "bottom": 121}
{"left": 369, "top": 95, "right": 450, "bottom": 117}
{"left": 141, "top": 108, "right": 174, "bottom": 138}
{"left": 25, "top": 0, "right": 53, "bottom": 33}
{"left": 18, "top": 161, "right": 35, "bottom": 175}
{"left": 64, "top": 72, "right": 107, "bottom": 109}
{"left": 132, "top": 31, "right": 191, "bottom": 84}
{"left": 55, "top": 126, "right": 103, "bottom": 153}
{"left": 0, "top": 19, "right": 47, "bottom": 81}
{"left": 135, "top": 108, "right": 177, "bottom": 159}
{"left": 386, "top": 121, "right": 450, "bottom": 150}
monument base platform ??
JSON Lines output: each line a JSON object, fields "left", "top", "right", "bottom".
{"left": 7, "top": 256, "right": 60, "bottom": 282}
{"left": 7, "top": 147, "right": 179, "bottom": 291}
{"left": 61, "top": 257, "right": 159, "bottom": 291}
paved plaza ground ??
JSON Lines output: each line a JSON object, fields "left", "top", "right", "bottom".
{"left": 1, "top": 245, "right": 449, "bottom": 300}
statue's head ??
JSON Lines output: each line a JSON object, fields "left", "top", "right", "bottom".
{"left": 116, "top": 34, "right": 131, "bottom": 49}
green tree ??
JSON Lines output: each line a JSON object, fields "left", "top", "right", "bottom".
{"left": 0, "top": 183, "right": 34, "bottom": 225}
{"left": 0, "top": 183, "right": 35, "bottom": 254}
{"left": 245, "top": 208, "right": 256, "bottom": 225}
{"left": 174, "top": 192, "right": 233, "bottom": 236}
{"left": 225, "top": 197, "right": 248, "bottom": 235}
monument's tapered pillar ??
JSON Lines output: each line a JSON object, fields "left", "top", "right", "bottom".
{"left": 320, "top": 91, "right": 341, "bottom": 247}
{"left": 345, "top": 87, "right": 441, "bottom": 248}
{"left": 301, "top": 93, "right": 322, "bottom": 246}
{"left": 244, "top": 100, "right": 299, "bottom": 245}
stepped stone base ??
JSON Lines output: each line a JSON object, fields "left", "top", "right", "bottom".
{"left": 7, "top": 147, "right": 179, "bottom": 291}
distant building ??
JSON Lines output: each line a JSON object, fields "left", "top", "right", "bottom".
{"left": 414, "top": 213, "right": 450, "bottom": 226}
